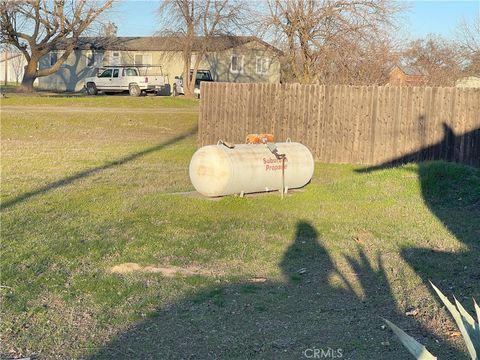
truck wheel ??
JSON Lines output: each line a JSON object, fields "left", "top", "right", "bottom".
{"left": 86, "top": 83, "right": 97, "bottom": 95}
{"left": 129, "top": 84, "right": 141, "bottom": 97}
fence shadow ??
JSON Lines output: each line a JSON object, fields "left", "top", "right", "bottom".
{"left": 356, "top": 123, "right": 479, "bottom": 285}
{"left": 357, "top": 124, "right": 480, "bottom": 356}
{"left": 89, "top": 221, "right": 463, "bottom": 359}
{"left": 1, "top": 126, "right": 197, "bottom": 210}
{"left": 400, "top": 161, "right": 480, "bottom": 297}
{"left": 358, "top": 123, "right": 480, "bottom": 169}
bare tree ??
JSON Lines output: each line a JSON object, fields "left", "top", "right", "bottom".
{"left": 456, "top": 14, "right": 480, "bottom": 55}
{"left": 157, "top": 0, "right": 249, "bottom": 98}
{"left": 310, "top": 34, "right": 401, "bottom": 85}
{"left": 403, "top": 36, "right": 463, "bottom": 86}
{"left": 264, "top": 0, "right": 406, "bottom": 84}
{"left": 0, "top": 0, "right": 113, "bottom": 92}
{"left": 455, "top": 14, "right": 480, "bottom": 76}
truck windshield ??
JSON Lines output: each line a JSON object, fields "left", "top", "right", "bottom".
{"left": 124, "top": 68, "right": 138, "bottom": 76}
{"left": 195, "top": 72, "right": 212, "bottom": 81}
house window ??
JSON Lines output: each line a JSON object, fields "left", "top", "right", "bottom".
{"left": 134, "top": 54, "right": 142, "bottom": 65}
{"left": 85, "top": 50, "right": 103, "bottom": 68}
{"left": 110, "top": 51, "right": 121, "bottom": 66}
{"left": 85, "top": 51, "right": 103, "bottom": 67}
{"left": 134, "top": 53, "right": 152, "bottom": 66}
{"left": 86, "top": 51, "right": 95, "bottom": 67}
{"left": 144, "top": 53, "right": 152, "bottom": 65}
{"left": 190, "top": 54, "right": 197, "bottom": 69}
{"left": 256, "top": 57, "right": 269, "bottom": 75}
{"left": 50, "top": 51, "right": 58, "bottom": 66}
{"left": 230, "top": 54, "right": 244, "bottom": 74}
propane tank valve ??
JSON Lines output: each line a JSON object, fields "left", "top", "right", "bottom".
{"left": 266, "top": 143, "right": 287, "bottom": 199}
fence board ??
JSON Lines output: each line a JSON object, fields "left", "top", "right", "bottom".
{"left": 199, "top": 83, "right": 480, "bottom": 167}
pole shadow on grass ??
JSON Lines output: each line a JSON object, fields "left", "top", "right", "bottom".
{"left": 89, "top": 221, "right": 460, "bottom": 359}
{"left": 0, "top": 126, "right": 198, "bottom": 210}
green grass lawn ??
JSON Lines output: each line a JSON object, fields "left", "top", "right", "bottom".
{"left": 1, "top": 95, "right": 479, "bottom": 360}
{"left": 0, "top": 83, "right": 20, "bottom": 90}
{"left": 1, "top": 92, "right": 198, "bottom": 108}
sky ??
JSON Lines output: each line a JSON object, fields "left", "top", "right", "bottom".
{"left": 110, "top": 0, "right": 480, "bottom": 41}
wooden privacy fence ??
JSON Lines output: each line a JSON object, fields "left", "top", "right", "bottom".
{"left": 199, "top": 83, "right": 480, "bottom": 167}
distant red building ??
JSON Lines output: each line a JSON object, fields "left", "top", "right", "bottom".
{"left": 388, "top": 64, "right": 427, "bottom": 86}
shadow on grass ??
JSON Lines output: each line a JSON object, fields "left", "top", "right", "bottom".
{"left": 87, "top": 123, "right": 478, "bottom": 359}
{"left": 400, "top": 162, "right": 480, "bottom": 296}
{"left": 89, "top": 221, "right": 463, "bottom": 359}
{"left": 356, "top": 123, "right": 480, "bottom": 358}
{"left": 356, "top": 123, "right": 480, "bottom": 297}
{"left": 1, "top": 126, "right": 197, "bottom": 210}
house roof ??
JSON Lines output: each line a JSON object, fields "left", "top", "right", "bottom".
{"left": 390, "top": 64, "right": 428, "bottom": 76}
{"left": 52, "top": 36, "right": 282, "bottom": 54}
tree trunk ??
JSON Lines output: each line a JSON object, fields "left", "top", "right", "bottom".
{"left": 183, "top": 57, "right": 195, "bottom": 98}
{"left": 4, "top": 51, "right": 7, "bottom": 86}
{"left": 182, "top": 12, "right": 196, "bottom": 99}
{"left": 20, "top": 58, "right": 38, "bottom": 92}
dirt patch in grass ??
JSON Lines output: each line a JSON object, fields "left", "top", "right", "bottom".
{"left": 108, "top": 262, "right": 222, "bottom": 277}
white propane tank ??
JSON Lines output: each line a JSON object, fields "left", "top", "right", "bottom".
{"left": 189, "top": 142, "right": 314, "bottom": 197}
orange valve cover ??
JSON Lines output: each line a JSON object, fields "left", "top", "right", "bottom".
{"left": 246, "top": 133, "right": 274, "bottom": 144}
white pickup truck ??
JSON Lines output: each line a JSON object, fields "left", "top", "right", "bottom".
{"left": 85, "top": 66, "right": 166, "bottom": 96}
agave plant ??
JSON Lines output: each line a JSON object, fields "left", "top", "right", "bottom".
{"left": 385, "top": 281, "right": 480, "bottom": 360}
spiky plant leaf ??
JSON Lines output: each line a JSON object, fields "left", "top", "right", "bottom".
{"left": 430, "top": 282, "right": 477, "bottom": 360}
{"left": 475, "top": 299, "right": 480, "bottom": 331}
{"left": 454, "top": 296, "right": 477, "bottom": 328}
{"left": 454, "top": 297, "right": 480, "bottom": 350}
{"left": 383, "top": 319, "right": 437, "bottom": 360}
